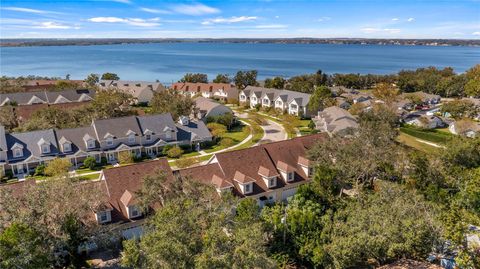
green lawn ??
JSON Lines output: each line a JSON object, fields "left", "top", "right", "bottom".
{"left": 78, "top": 173, "right": 100, "bottom": 181}
{"left": 397, "top": 132, "right": 440, "bottom": 154}
{"left": 400, "top": 126, "right": 453, "bottom": 144}
{"left": 203, "top": 123, "right": 250, "bottom": 153}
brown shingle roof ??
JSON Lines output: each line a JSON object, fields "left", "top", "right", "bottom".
{"left": 102, "top": 159, "right": 173, "bottom": 222}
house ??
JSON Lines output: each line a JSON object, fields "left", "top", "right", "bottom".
{"left": 179, "top": 134, "right": 327, "bottom": 206}
{"left": 404, "top": 114, "right": 446, "bottom": 129}
{"left": 0, "top": 89, "right": 95, "bottom": 106}
{"left": 2, "top": 79, "right": 85, "bottom": 92}
{"left": 194, "top": 97, "right": 233, "bottom": 121}
{"left": 449, "top": 120, "right": 480, "bottom": 138}
{"left": 239, "top": 86, "right": 312, "bottom": 116}
{"left": 171, "top": 82, "right": 238, "bottom": 101}
{"left": 0, "top": 113, "right": 211, "bottom": 177}
{"left": 312, "top": 106, "right": 358, "bottom": 136}
{"left": 97, "top": 80, "right": 165, "bottom": 104}
{"left": 400, "top": 92, "right": 441, "bottom": 106}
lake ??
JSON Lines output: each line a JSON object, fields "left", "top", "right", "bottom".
{"left": 1, "top": 43, "right": 479, "bottom": 83}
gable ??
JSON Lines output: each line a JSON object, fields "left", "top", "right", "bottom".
{"left": 53, "top": 95, "right": 71, "bottom": 104}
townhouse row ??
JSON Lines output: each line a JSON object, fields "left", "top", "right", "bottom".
{"left": 171, "top": 82, "right": 239, "bottom": 101}
{"left": 0, "top": 113, "right": 212, "bottom": 177}
{"left": 2, "top": 133, "right": 325, "bottom": 240}
{"left": 0, "top": 89, "right": 95, "bottom": 106}
{"left": 91, "top": 133, "right": 325, "bottom": 231}
{"left": 239, "top": 86, "right": 312, "bottom": 117}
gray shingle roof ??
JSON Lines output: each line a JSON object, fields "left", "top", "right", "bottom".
{"left": 0, "top": 89, "right": 94, "bottom": 106}
{"left": 0, "top": 126, "right": 7, "bottom": 151}
{"left": 93, "top": 116, "right": 142, "bottom": 139}
{"left": 176, "top": 120, "right": 212, "bottom": 142}
{"left": 6, "top": 129, "right": 59, "bottom": 161}
{"left": 137, "top": 113, "right": 176, "bottom": 135}
{"left": 56, "top": 126, "right": 99, "bottom": 153}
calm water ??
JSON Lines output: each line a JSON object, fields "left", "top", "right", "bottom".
{"left": 1, "top": 43, "right": 479, "bottom": 83}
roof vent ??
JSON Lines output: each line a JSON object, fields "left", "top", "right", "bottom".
{"left": 178, "top": 116, "right": 189, "bottom": 126}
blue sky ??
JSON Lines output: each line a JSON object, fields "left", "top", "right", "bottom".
{"left": 0, "top": 0, "right": 479, "bottom": 39}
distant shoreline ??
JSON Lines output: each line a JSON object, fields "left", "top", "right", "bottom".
{"left": 1, "top": 38, "right": 479, "bottom": 48}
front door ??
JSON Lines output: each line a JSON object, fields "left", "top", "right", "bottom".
{"left": 16, "top": 163, "right": 25, "bottom": 175}
{"left": 107, "top": 153, "right": 116, "bottom": 162}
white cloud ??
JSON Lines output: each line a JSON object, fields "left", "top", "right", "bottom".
{"left": 392, "top": 18, "right": 399, "bottom": 21}
{"left": 87, "top": 17, "right": 161, "bottom": 27}
{"left": 407, "top": 17, "right": 415, "bottom": 22}
{"left": 275, "top": 16, "right": 280, "bottom": 19}
{"left": 1, "top": 7, "right": 64, "bottom": 14}
{"left": 33, "top": 21, "right": 77, "bottom": 29}
{"left": 317, "top": 16, "right": 331, "bottom": 22}
{"left": 473, "top": 31, "right": 480, "bottom": 35}
{"left": 255, "top": 24, "right": 287, "bottom": 29}
{"left": 202, "top": 16, "right": 257, "bottom": 25}
{"left": 139, "top": 7, "right": 171, "bottom": 14}
{"left": 361, "top": 27, "right": 400, "bottom": 34}
{"left": 171, "top": 3, "right": 220, "bottom": 16}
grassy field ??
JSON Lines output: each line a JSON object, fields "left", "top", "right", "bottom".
{"left": 397, "top": 132, "right": 441, "bottom": 153}
{"left": 400, "top": 125, "right": 453, "bottom": 144}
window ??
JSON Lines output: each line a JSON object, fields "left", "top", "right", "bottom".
{"left": 130, "top": 206, "right": 140, "bottom": 218}
{"left": 106, "top": 137, "right": 113, "bottom": 146}
{"left": 240, "top": 95, "right": 246, "bottom": 100}
{"left": 308, "top": 167, "right": 314, "bottom": 177}
{"left": 87, "top": 140, "right": 95, "bottom": 149}
{"left": 128, "top": 134, "right": 135, "bottom": 143}
{"left": 252, "top": 97, "right": 257, "bottom": 101}
{"left": 276, "top": 101, "right": 282, "bottom": 106}
{"left": 13, "top": 148, "right": 23, "bottom": 158}
{"left": 263, "top": 98, "right": 269, "bottom": 104}
{"left": 145, "top": 134, "right": 151, "bottom": 141}
{"left": 63, "top": 143, "right": 71, "bottom": 152}
{"left": 41, "top": 144, "right": 50, "bottom": 154}
{"left": 98, "top": 211, "right": 108, "bottom": 223}
{"left": 288, "top": 172, "right": 294, "bottom": 181}
{"left": 165, "top": 131, "right": 172, "bottom": 139}
{"left": 244, "top": 183, "right": 251, "bottom": 193}
{"left": 269, "top": 178, "right": 276, "bottom": 188}
{"left": 290, "top": 104, "right": 298, "bottom": 110}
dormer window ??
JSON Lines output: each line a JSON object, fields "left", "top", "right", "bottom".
{"left": 263, "top": 98, "right": 269, "bottom": 104}
{"left": 63, "top": 142, "right": 71, "bottom": 152}
{"left": 240, "top": 94, "right": 246, "bottom": 100}
{"left": 87, "top": 140, "right": 95, "bottom": 149}
{"left": 96, "top": 210, "right": 111, "bottom": 224}
{"left": 288, "top": 172, "right": 294, "bottom": 181}
{"left": 129, "top": 205, "right": 141, "bottom": 218}
{"left": 145, "top": 134, "right": 151, "bottom": 141}
{"left": 165, "top": 131, "right": 172, "bottom": 139}
{"left": 128, "top": 134, "right": 135, "bottom": 143}
{"left": 106, "top": 137, "right": 113, "bottom": 146}
{"left": 252, "top": 97, "right": 257, "bottom": 102}
{"left": 244, "top": 183, "right": 252, "bottom": 194}
{"left": 268, "top": 177, "right": 277, "bottom": 188}
{"left": 41, "top": 144, "right": 50, "bottom": 154}
{"left": 276, "top": 101, "right": 282, "bottom": 105}
{"left": 13, "top": 148, "right": 23, "bottom": 158}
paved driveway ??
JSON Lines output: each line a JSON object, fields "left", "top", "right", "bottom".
{"left": 257, "top": 118, "right": 287, "bottom": 144}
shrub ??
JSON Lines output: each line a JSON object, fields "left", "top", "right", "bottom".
{"left": 118, "top": 151, "right": 134, "bottom": 165}
{"left": 308, "top": 120, "right": 316, "bottom": 130}
{"left": 83, "top": 156, "right": 97, "bottom": 170}
{"left": 34, "top": 164, "right": 46, "bottom": 176}
{"left": 167, "top": 147, "right": 184, "bottom": 158}
{"left": 45, "top": 158, "right": 72, "bottom": 177}
{"left": 207, "top": 122, "right": 227, "bottom": 138}
{"left": 255, "top": 104, "right": 261, "bottom": 111}
{"left": 100, "top": 157, "right": 108, "bottom": 166}
{"left": 162, "top": 145, "right": 173, "bottom": 155}
{"left": 219, "top": 137, "right": 234, "bottom": 148}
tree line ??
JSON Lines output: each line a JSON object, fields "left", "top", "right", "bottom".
{"left": 178, "top": 64, "right": 480, "bottom": 98}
